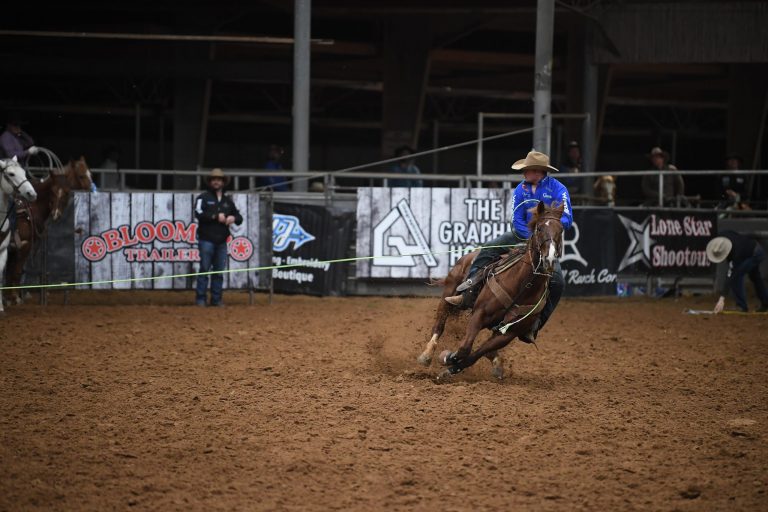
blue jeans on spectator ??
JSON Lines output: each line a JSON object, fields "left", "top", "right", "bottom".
{"left": 730, "top": 246, "right": 768, "bottom": 312}
{"left": 196, "top": 239, "right": 228, "bottom": 305}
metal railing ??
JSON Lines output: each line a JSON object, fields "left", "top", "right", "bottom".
{"left": 28, "top": 165, "right": 768, "bottom": 214}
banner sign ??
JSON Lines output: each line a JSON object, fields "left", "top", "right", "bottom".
{"left": 355, "top": 188, "right": 718, "bottom": 294}
{"left": 614, "top": 210, "right": 717, "bottom": 275}
{"left": 560, "top": 209, "right": 618, "bottom": 296}
{"left": 73, "top": 192, "right": 261, "bottom": 289}
{"left": 272, "top": 203, "right": 354, "bottom": 296}
{"left": 356, "top": 188, "right": 513, "bottom": 280}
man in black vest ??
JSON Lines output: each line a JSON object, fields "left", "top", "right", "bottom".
{"left": 194, "top": 168, "right": 242, "bottom": 307}
{"left": 706, "top": 230, "right": 768, "bottom": 313}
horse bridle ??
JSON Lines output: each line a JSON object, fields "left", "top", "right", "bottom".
{"left": 0, "top": 161, "right": 33, "bottom": 196}
{"left": 530, "top": 215, "right": 563, "bottom": 276}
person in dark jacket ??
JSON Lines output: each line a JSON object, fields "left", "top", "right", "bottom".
{"left": 194, "top": 168, "right": 243, "bottom": 307}
{"left": 706, "top": 230, "right": 768, "bottom": 313}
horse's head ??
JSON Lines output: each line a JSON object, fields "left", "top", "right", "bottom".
{"left": 48, "top": 169, "right": 72, "bottom": 222}
{"left": 67, "top": 156, "right": 94, "bottom": 191}
{"left": 0, "top": 156, "right": 37, "bottom": 202}
{"left": 594, "top": 175, "right": 616, "bottom": 206}
{"left": 528, "top": 201, "right": 565, "bottom": 274}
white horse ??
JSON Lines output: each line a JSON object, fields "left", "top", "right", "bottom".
{"left": 1, "top": 157, "right": 38, "bottom": 313}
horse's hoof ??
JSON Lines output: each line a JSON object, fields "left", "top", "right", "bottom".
{"left": 417, "top": 353, "right": 432, "bottom": 367}
{"left": 436, "top": 368, "right": 454, "bottom": 382}
{"left": 439, "top": 350, "right": 454, "bottom": 366}
{"left": 490, "top": 365, "right": 504, "bottom": 380}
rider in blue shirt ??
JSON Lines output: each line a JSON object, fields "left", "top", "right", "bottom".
{"left": 445, "top": 150, "right": 573, "bottom": 342}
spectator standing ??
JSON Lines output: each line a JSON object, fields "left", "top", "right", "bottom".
{"left": 194, "top": 168, "right": 243, "bottom": 307}
{"left": 558, "top": 140, "right": 585, "bottom": 195}
{"left": 707, "top": 230, "right": 768, "bottom": 313}
{"left": 0, "top": 113, "right": 38, "bottom": 166}
{"left": 641, "top": 146, "right": 684, "bottom": 206}
{"left": 388, "top": 145, "right": 423, "bottom": 188}
{"left": 258, "top": 144, "right": 289, "bottom": 191}
{"left": 717, "top": 153, "right": 749, "bottom": 211}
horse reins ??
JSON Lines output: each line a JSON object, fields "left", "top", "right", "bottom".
{"left": 492, "top": 214, "right": 562, "bottom": 334}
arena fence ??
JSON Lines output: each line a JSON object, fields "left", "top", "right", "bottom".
{"left": 9, "top": 187, "right": 768, "bottom": 302}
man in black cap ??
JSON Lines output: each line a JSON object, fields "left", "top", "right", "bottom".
{"left": 194, "top": 168, "right": 243, "bottom": 307}
{"left": 0, "top": 113, "right": 38, "bottom": 166}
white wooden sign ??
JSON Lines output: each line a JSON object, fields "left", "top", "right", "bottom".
{"left": 73, "top": 192, "right": 261, "bottom": 289}
{"left": 356, "top": 187, "right": 514, "bottom": 279}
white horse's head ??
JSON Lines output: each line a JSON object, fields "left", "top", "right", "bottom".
{"left": 0, "top": 156, "right": 37, "bottom": 201}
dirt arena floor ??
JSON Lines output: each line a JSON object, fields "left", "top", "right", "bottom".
{"left": 1, "top": 291, "right": 767, "bottom": 511}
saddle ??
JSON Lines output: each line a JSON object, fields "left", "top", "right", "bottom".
{"left": 450, "top": 245, "right": 527, "bottom": 310}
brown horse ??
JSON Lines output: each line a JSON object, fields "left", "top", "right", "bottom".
{"left": 417, "top": 202, "right": 565, "bottom": 380}
{"left": 4, "top": 157, "right": 93, "bottom": 304}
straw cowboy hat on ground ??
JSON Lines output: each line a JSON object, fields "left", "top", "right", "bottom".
{"left": 206, "top": 168, "right": 230, "bottom": 186}
{"left": 511, "top": 150, "right": 559, "bottom": 173}
{"left": 706, "top": 236, "right": 733, "bottom": 263}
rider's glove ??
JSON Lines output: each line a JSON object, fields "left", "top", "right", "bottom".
{"left": 27, "top": 146, "right": 39, "bottom": 155}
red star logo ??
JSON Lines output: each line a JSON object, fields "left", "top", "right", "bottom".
{"left": 228, "top": 236, "right": 253, "bottom": 262}
{"left": 82, "top": 236, "right": 107, "bottom": 262}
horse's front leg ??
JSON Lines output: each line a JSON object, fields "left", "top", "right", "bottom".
{"left": 438, "top": 313, "right": 486, "bottom": 377}
{"left": 417, "top": 298, "right": 453, "bottom": 366}
{"left": 454, "top": 331, "right": 516, "bottom": 377}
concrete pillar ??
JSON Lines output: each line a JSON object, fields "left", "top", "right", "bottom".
{"left": 582, "top": 26, "right": 599, "bottom": 175}
{"left": 292, "top": 0, "right": 311, "bottom": 192}
{"left": 381, "top": 17, "right": 432, "bottom": 160}
{"left": 533, "top": 0, "right": 555, "bottom": 154}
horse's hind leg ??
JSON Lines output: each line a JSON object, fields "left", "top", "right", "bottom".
{"left": 485, "top": 350, "right": 505, "bottom": 381}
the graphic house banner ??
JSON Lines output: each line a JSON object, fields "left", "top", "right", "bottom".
{"left": 73, "top": 192, "right": 261, "bottom": 289}
{"left": 356, "top": 187, "right": 515, "bottom": 279}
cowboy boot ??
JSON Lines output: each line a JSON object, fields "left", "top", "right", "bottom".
{"left": 444, "top": 285, "right": 481, "bottom": 309}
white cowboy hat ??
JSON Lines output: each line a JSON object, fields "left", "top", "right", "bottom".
{"left": 511, "top": 150, "right": 559, "bottom": 173}
{"left": 705, "top": 236, "right": 733, "bottom": 263}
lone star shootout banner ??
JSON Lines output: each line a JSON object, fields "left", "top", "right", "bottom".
{"left": 614, "top": 210, "right": 717, "bottom": 275}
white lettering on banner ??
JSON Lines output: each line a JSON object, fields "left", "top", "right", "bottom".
{"left": 649, "top": 215, "right": 713, "bottom": 237}
{"left": 618, "top": 213, "right": 713, "bottom": 272}
{"left": 438, "top": 221, "right": 511, "bottom": 245}
{"left": 464, "top": 199, "right": 503, "bottom": 221}
{"left": 563, "top": 268, "right": 617, "bottom": 285}
{"left": 652, "top": 246, "right": 709, "bottom": 267}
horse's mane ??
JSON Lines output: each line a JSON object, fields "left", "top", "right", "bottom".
{"left": 527, "top": 201, "right": 563, "bottom": 232}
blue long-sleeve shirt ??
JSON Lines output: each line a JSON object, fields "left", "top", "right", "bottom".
{"left": 510, "top": 175, "right": 573, "bottom": 239}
